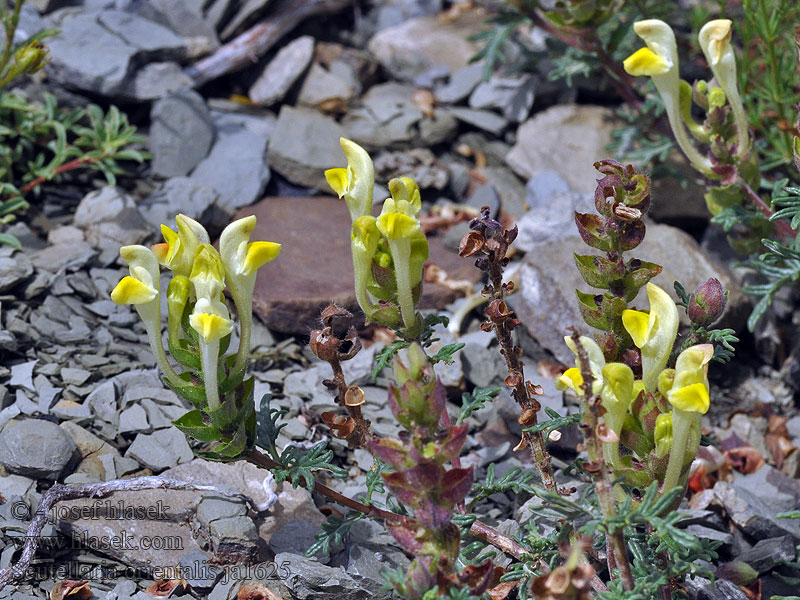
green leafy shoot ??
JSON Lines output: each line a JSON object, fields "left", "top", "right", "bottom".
{"left": 306, "top": 510, "right": 363, "bottom": 557}
{"left": 741, "top": 239, "right": 800, "bottom": 330}
{"left": 468, "top": 11, "right": 530, "bottom": 80}
{"left": 769, "top": 183, "right": 800, "bottom": 234}
{"left": 456, "top": 386, "right": 500, "bottom": 426}
{"left": 429, "top": 342, "right": 465, "bottom": 365}
{"left": 371, "top": 339, "right": 409, "bottom": 382}
{"left": 523, "top": 407, "right": 581, "bottom": 441}
{"left": 274, "top": 442, "right": 348, "bottom": 490}
{"left": 468, "top": 464, "right": 538, "bottom": 510}
{"left": 255, "top": 394, "right": 286, "bottom": 462}
{"left": 359, "top": 456, "right": 389, "bottom": 506}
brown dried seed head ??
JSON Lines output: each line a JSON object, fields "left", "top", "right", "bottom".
{"left": 344, "top": 385, "right": 366, "bottom": 407}
{"left": 51, "top": 581, "right": 93, "bottom": 600}
{"left": 458, "top": 230, "right": 485, "bottom": 257}
{"left": 321, "top": 303, "right": 352, "bottom": 326}
{"left": 612, "top": 204, "right": 642, "bottom": 221}
{"left": 596, "top": 423, "right": 619, "bottom": 443}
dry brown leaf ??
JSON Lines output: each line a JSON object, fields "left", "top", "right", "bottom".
{"left": 237, "top": 582, "right": 285, "bottom": 600}
{"left": 144, "top": 579, "right": 188, "bottom": 598}
{"left": 487, "top": 580, "right": 518, "bottom": 600}
{"left": 50, "top": 581, "right": 92, "bottom": 600}
{"left": 725, "top": 446, "right": 766, "bottom": 474}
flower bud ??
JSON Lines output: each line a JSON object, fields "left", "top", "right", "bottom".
{"left": 688, "top": 277, "right": 726, "bottom": 326}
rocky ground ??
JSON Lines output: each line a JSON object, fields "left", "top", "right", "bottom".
{"left": 0, "top": 1, "right": 799, "bottom": 599}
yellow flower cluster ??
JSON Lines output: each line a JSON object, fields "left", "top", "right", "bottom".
{"left": 557, "top": 283, "right": 713, "bottom": 492}
{"left": 326, "top": 138, "right": 428, "bottom": 332}
{"left": 111, "top": 214, "right": 280, "bottom": 410}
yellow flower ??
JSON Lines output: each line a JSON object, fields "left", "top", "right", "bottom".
{"left": 110, "top": 245, "right": 182, "bottom": 386}
{"left": 218, "top": 215, "right": 281, "bottom": 372}
{"left": 668, "top": 344, "right": 713, "bottom": 414}
{"left": 190, "top": 244, "right": 226, "bottom": 300}
{"left": 151, "top": 214, "right": 210, "bottom": 276}
{"left": 698, "top": 19, "right": 749, "bottom": 154}
{"left": 324, "top": 138, "right": 375, "bottom": 221}
{"left": 189, "top": 297, "right": 234, "bottom": 343}
{"left": 556, "top": 335, "right": 605, "bottom": 395}
{"left": 350, "top": 215, "right": 381, "bottom": 319}
{"left": 622, "top": 282, "right": 679, "bottom": 393}
{"left": 624, "top": 20, "right": 712, "bottom": 176}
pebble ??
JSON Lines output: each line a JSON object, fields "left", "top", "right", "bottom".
{"left": 150, "top": 88, "right": 215, "bottom": 177}
{"left": 0, "top": 418, "right": 77, "bottom": 479}
{"left": 125, "top": 427, "right": 193, "bottom": 471}
{"left": 0, "top": 251, "right": 33, "bottom": 293}
{"left": 249, "top": 35, "right": 315, "bottom": 106}
{"left": 9, "top": 360, "right": 36, "bottom": 391}
{"left": 435, "top": 61, "right": 485, "bottom": 104}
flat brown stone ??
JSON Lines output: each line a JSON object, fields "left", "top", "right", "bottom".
{"left": 235, "top": 196, "right": 480, "bottom": 334}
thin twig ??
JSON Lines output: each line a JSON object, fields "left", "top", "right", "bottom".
{"left": 184, "top": 0, "right": 352, "bottom": 86}
{"left": 20, "top": 156, "right": 98, "bottom": 196}
{"left": 740, "top": 178, "right": 797, "bottom": 240}
{"left": 0, "top": 476, "right": 256, "bottom": 590}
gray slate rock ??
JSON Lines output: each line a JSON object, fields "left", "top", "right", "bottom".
{"left": 190, "top": 124, "right": 270, "bottom": 213}
{"left": 196, "top": 495, "right": 259, "bottom": 558}
{"left": 130, "top": 0, "right": 219, "bottom": 58}
{"left": 342, "top": 82, "right": 457, "bottom": 150}
{"left": 682, "top": 577, "right": 749, "bottom": 600}
{"left": 0, "top": 251, "right": 33, "bottom": 293}
{"left": 469, "top": 75, "right": 536, "bottom": 123}
{"left": 249, "top": 35, "right": 315, "bottom": 106}
{"left": 0, "top": 418, "right": 77, "bottom": 479}
{"left": 45, "top": 10, "right": 186, "bottom": 97}
{"left": 140, "top": 177, "right": 220, "bottom": 228}
{"left": 446, "top": 106, "right": 507, "bottom": 135}
{"left": 506, "top": 105, "right": 616, "bottom": 193}
{"left": 179, "top": 549, "right": 221, "bottom": 590}
{"left": 736, "top": 535, "right": 796, "bottom": 574}
{"left": 435, "top": 61, "right": 485, "bottom": 104}
{"left": 128, "top": 60, "right": 195, "bottom": 100}
{"left": 151, "top": 88, "right": 215, "bottom": 177}
{"left": 267, "top": 105, "right": 344, "bottom": 189}
{"left": 268, "top": 519, "right": 320, "bottom": 557}
{"left": 125, "top": 427, "right": 193, "bottom": 471}
{"left": 274, "top": 552, "right": 373, "bottom": 600}
{"left": 9, "top": 360, "right": 36, "bottom": 391}
{"left": 220, "top": 0, "right": 272, "bottom": 39}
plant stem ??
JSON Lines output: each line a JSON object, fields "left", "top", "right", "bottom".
{"left": 246, "top": 448, "right": 524, "bottom": 562}
{"left": 573, "top": 332, "right": 634, "bottom": 591}
{"left": 19, "top": 156, "right": 98, "bottom": 196}
{"left": 200, "top": 338, "right": 221, "bottom": 412}
{"left": 739, "top": 179, "right": 797, "bottom": 240}
{"left": 485, "top": 258, "right": 558, "bottom": 494}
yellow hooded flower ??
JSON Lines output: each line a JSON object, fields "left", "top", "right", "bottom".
{"left": 350, "top": 215, "right": 381, "bottom": 319}
{"left": 151, "top": 214, "right": 210, "bottom": 276}
{"left": 661, "top": 343, "right": 714, "bottom": 493}
{"left": 556, "top": 335, "right": 606, "bottom": 395}
{"left": 219, "top": 215, "right": 281, "bottom": 371}
{"left": 325, "top": 138, "right": 375, "bottom": 221}
{"left": 624, "top": 20, "right": 713, "bottom": 176}
{"left": 374, "top": 178, "right": 425, "bottom": 330}
{"left": 111, "top": 245, "right": 182, "bottom": 386}
{"left": 668, "top": 344, "right": 713, "bottom": 414}
{"left": 622, "top": 282, "right": 679, "bottom": 393}
{"left": 698, "top": 19, "right": 749, "bottom": 154}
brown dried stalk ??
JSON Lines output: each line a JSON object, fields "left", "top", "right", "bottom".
{"left": 571, "top": 330, "right": 634, "bottom": 591}
{"left": 309, "top": 305, "right": 372, "bottom": 447}
{"left": 460, "top": 208, "right": 559, "bottom": 494}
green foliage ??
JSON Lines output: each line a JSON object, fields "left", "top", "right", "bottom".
{"left": 468, "top": 464, "right": 538, "bottom": 510}
{"left": 0, "top": 92, "right": 147, "bottom": 246}
{"left": 456, "top": 386, "right": 501, "bottom": 426}
{"left": 738, "top": 0, "right": 800, "bottom": 169}
{"left": 468, "top": 11, "right": 530, "bottom": 80}
{"left": 255, "top": 394, "right": 347, "bottom": 488}
{"left": 371, "top": 314, "right": 462, "bottom": 380}
{"left": 673, "top": 281, "right": 739, "bottom": 363}
{"left": 741, "top": 239, "right": 800, "bottom": 331}
{"left": 523, "top": 406, "right": 581, "bottom": 440}
{"left": 306, "top": 510, "right": 364, "bottom": 557}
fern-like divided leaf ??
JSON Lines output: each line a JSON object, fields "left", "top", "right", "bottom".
{"left": 274, "top": 442, "right": 348, "bottom": 490}
{"left": 456, "top": 386, "right": 500, "bottom": 426}
{"left": 741, "top": 239, "right": 800, "bottom": 331}
{"left": 523, "top": 406, "right": 581, "bottom": 440}
{"left": 468, "top": 464, "right": 538, "bottom": 510}
{"left": 306, "top": 510, "right": 364, "bottom": 557}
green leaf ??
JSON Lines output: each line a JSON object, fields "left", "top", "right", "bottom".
{"left": 0, "top": 231, "right": 20, "bottom": 248}
{"left": 456, "top": 386, "right": 500, "bottom": 426}
{"left": 173, "top": 409, "right": 222, "bottom": 442}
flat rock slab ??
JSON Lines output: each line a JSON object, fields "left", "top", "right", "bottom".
{"left": 235, "top": 196, "right": 480, "bottom": 334}
{"left": 506, "top": 104, "right": 617, "bottom": 193}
